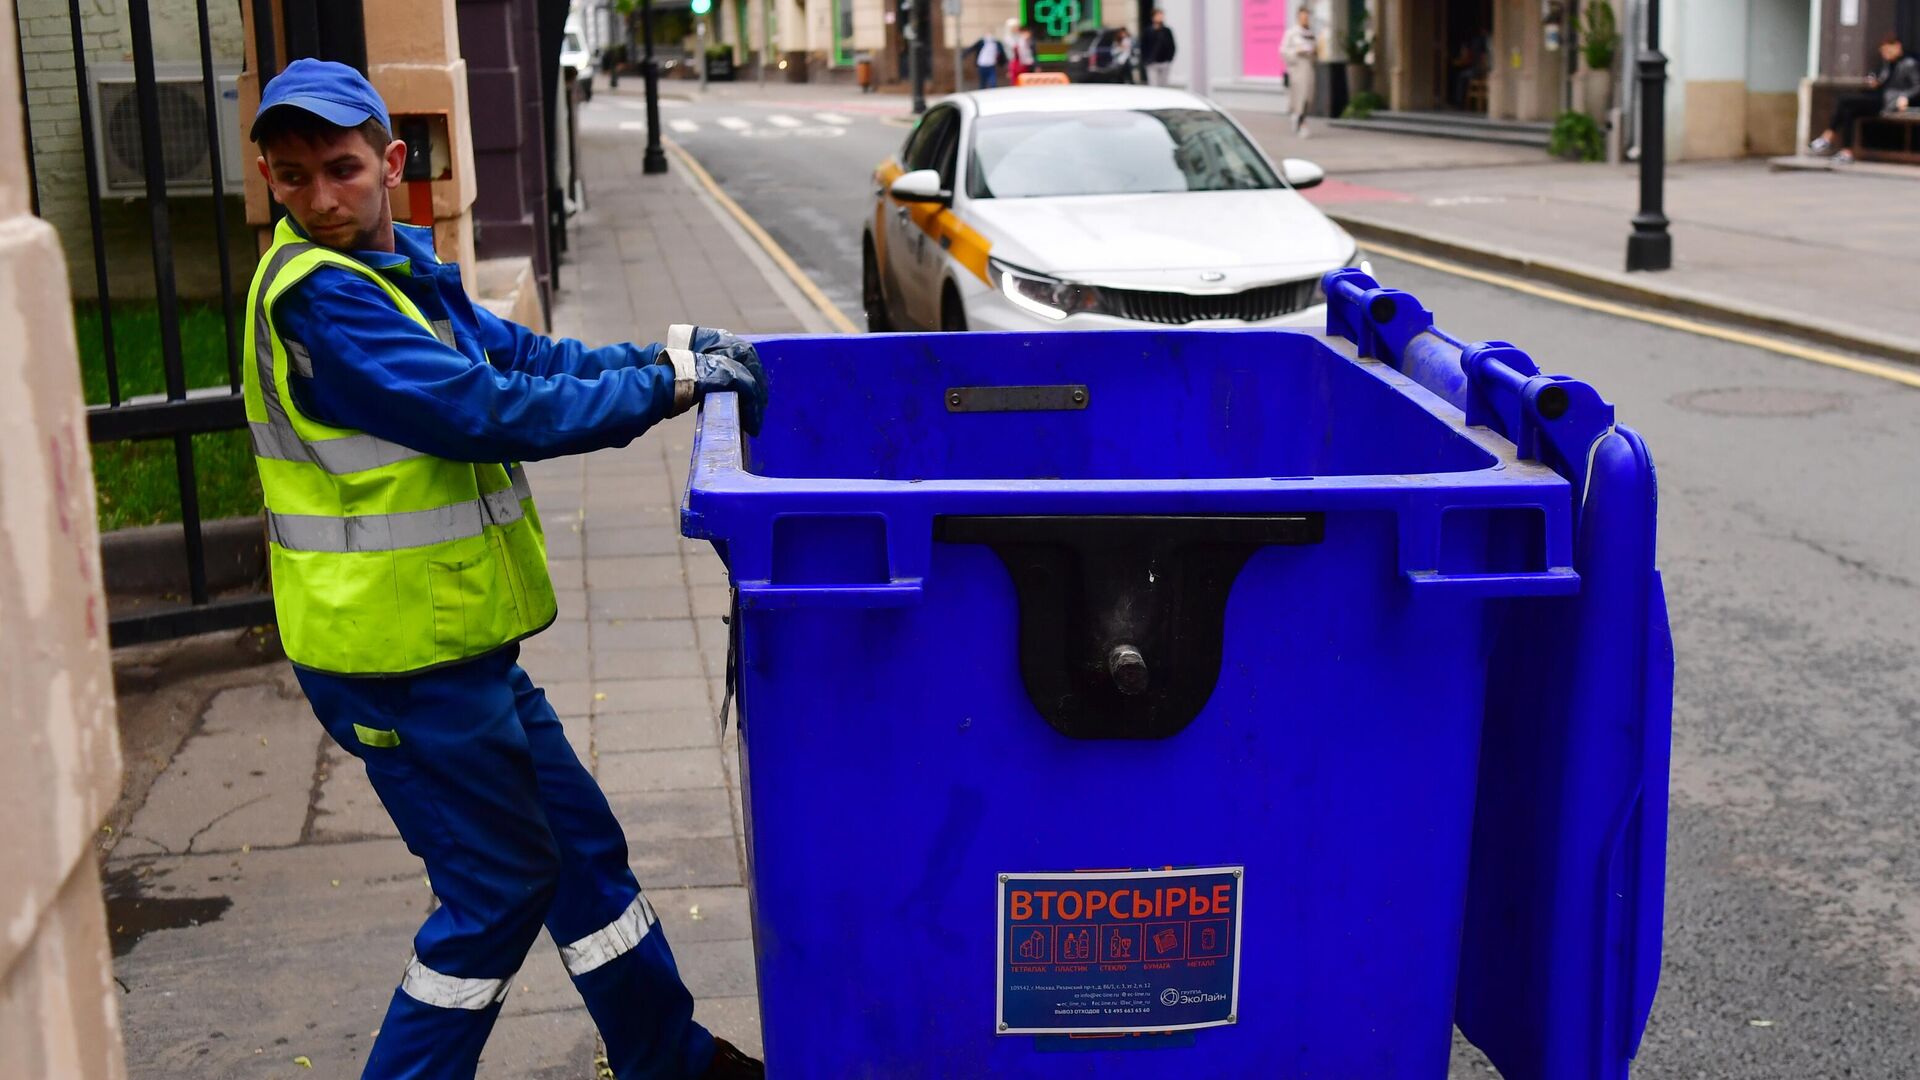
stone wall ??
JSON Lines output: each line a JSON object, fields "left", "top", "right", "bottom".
{"left": 0, "top": 2, "right": 131, "bottom": 1075}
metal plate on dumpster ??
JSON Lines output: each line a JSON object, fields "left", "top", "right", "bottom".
{"left": 996, "top": 867, "right": 1243, "bottom": 1035}
{"left": 945, "top": 384, "right": 1089, "bottom": 412}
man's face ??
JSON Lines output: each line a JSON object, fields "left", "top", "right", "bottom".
{"left": 258, "top": 127, "right": 406, "bottom": 252}
{"left": 1152, "top": 12, "right": 1163, "bottom": 27}
{"left": 1881, "top": 42, "right": 1902, "bottom": 62}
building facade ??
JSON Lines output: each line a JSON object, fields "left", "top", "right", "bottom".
{"left": 1376, "top": 0, "right": 1572, "bottom": 121}
{"left": 1659, "top": 0, "right": 1810, "bottom": 159}
{"left": 612, "top": 0, "right": 1920, "bottom": 163}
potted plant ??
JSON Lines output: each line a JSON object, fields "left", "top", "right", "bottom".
{"left": 1549, "top": 110, "right": 1605, "bottom": 161}
{"left": 1579, "top": 0, "right": 1619, "bottom": 116}
{"left": 1344, "top": 10, "right": 1374, "bottom": 97}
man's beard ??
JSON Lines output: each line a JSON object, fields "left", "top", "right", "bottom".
{"left": 304, "top": 215, "right": 381, "bottom": 252}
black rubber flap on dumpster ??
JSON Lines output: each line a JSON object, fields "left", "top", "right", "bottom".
{"left": 933, "top": 515, "right": 1324, "bottom": 739}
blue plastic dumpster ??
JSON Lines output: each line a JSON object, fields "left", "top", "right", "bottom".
{"left": 680, "top": 271, "right": 1673, "bottom": 1079}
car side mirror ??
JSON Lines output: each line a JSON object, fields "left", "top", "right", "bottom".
{"left": 1281, "top": 158, "right": 1325, "bottom": 191}
{"left": 891, "top": 168, "right": 951, "bottom": 205}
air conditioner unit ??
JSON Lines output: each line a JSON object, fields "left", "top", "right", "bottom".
{"left": 87, "top": 63, "right": 244, "bottom": 197}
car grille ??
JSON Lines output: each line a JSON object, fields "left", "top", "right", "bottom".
{"left": 1102, "top": 278, "right": 1320, "bottom": 325}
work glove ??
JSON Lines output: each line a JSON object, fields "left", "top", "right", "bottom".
{"left": 684, "top": 325, "right": 746, "bottom": 354}
{"left": 656, "top": 324, "right": 768, "bottom": 436}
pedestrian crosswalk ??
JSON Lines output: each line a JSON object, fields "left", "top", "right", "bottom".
{"left": 621, "top": 111, "right": 867, "bottom": 138}
{"left": 591, "top": 99, "right": 894, "bottom": 139}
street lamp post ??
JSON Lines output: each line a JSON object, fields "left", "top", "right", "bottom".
{"left": 951, "top": 0, "right": 963, "bottom": 94}
{"left": 908, "top": 0, "right": 927, "bottom": 113}
{"left": 639, "top": 0, "right": 668, "bottom": 173}
{"left": 1625, "top": 0, "right": 1670, "bottom": 271}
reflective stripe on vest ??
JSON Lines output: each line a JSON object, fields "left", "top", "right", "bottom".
{"left": 268, "top": 467, "right": 532, "bottom": 553}
{"left": 248, "top": 421, "right": 426, "bottom": 473}
{"left": 248, "top": 239, "right": 426, "bottom": 477}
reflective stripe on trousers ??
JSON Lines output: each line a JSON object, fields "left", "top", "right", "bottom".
{"left": 400, "top": 954, "right": 511, "bottom": 1010}
{"left": 559, "top": 893, "right": 659, "bottom": 977}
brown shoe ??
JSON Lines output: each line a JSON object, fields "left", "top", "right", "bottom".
{"left": 699, "top": 1038, "right": 765, "bottom": 1079}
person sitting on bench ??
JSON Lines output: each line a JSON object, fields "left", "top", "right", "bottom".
{"left": 1810, "top": 33, "right": 1919, "bottom": 161}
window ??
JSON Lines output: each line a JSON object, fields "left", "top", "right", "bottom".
{"left": 967, "top": 109, "right": 1282, "bottom": 199}
{"left": 933, "top": 115, "right": 962, "bottom": 189}
{"left": 902, "top": 106, "right": 958, "bottom": 172}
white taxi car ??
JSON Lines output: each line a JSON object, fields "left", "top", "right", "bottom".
{"left": 863, "top": 85, "right": 1360, "bottom": 332}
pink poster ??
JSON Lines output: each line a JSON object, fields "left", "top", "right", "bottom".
{"left": 1242, "top": 0, "right": 1290, "bottom": 78}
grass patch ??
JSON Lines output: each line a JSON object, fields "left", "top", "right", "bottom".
{"left": 76, "top": 301, "right": 263, "bottom": 532}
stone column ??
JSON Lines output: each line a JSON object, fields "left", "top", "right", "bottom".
{"left": 0, "top": 4, "right": 131, "bottom": 1078}
{"left": 238, "top": 0, "right": 480, "bottom": 288}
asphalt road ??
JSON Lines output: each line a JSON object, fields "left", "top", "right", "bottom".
{"left": 643, "top": 91, "right": 908, "bottom": 323}
{"left": 623, "top": 92, "right": 1920, "bottom": 1077}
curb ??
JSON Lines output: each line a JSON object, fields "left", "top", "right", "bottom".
{"left": 664, "top": 138, "right": 860, "bottom": 334}
{"left": 101, "top": 516, "right": 265, "bottom": 595}
{"left": 1326, "top": 212, "right": 1920, "bottom": 369}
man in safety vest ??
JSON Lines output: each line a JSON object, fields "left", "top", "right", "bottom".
{"left": 244, "top": 59, "right": 767, "bottom": 1079}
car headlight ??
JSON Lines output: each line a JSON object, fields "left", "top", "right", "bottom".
{"left": 988, "top": 258, "right": 1104, "bottom": 321}
{"left": 1308, "top": 246, "right": 1366, "bottom": 307}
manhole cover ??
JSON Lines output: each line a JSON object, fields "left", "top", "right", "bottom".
{"left": 1670, "top": 386, "right": 1851, "bottom": 417}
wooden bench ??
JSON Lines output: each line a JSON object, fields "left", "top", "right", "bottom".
{"left": 1856, "top": 111, "right": 1920, "bottom": 165}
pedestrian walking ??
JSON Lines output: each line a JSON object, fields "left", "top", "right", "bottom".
{"left": 1008, "top": 21, "right": 1037, "bottom": 83}
{"left": 1809, "top": 33, "right": 1918, "bottom": 161}
{"left": 244, "top": 58, "right": 767, "bottom": 1080}
{"left": 1109, "top": 27, "right": 1138, "bottom": 83}
{"left": 1282, "top": 5, "right": 1319, "bottom": 136}
{"left": 1142, "top": 9, "right": 1177, "bottom": 87}
{"left": 966, "top": 29, "right": 1005, "bottom": 88}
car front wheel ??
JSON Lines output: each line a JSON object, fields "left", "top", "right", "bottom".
{"left": 940, "top": 283, "right": 968, "bottom": 332}
{"left": 863, "top": 235, "right": 893, "bottom": 332}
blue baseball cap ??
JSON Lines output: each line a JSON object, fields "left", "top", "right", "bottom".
{"left": 249, "top": 58, "right": 391, "bottom": 142}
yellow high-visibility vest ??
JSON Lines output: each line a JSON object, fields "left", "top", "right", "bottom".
{"left": 242, "top": 218, "right": 556, "bottom": 675}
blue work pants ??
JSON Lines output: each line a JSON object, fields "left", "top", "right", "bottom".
{"left": 299, "top": 646, "right": 717, "bottom": 1080}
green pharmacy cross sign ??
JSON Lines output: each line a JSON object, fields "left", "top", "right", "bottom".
{"left": 1023, "top": 0, "right": 1098, "bottom": 46}
{"left": 1030, "top": 0, "right": 1080, "bottom": 37}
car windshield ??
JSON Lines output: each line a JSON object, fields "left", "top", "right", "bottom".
{"left": 563, "top": 33, "right": 584, "bottom": 53}
{"left": 968, "top": 108, "right": 1281, "bottom": 199}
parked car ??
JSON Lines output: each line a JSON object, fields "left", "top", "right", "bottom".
{"left": 560, "top": 26, "right": 594, "bottom": 99}
{"left": 1065, "top": 29, "right": 1132, "bottom": 84}
{"left": 863, "top": 85, "right": 1359, "bottom": 333}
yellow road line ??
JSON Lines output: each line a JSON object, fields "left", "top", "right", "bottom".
{"left": 665, "top": 138, "right": 861, "bottom": 334}
{"left": 1361, "top": 239, "right": 1920, "bottom": 391}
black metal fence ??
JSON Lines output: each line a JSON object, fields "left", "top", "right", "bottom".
{"left": 16, "top": 0, "right": 365, "bottom": 646}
